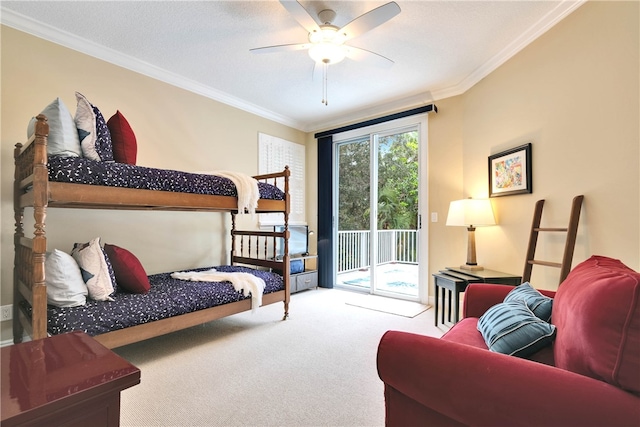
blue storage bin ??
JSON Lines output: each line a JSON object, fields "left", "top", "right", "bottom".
{"left": 290, "top": 259, "right": 304, "bottom": 274}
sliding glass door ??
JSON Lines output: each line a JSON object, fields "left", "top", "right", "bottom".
{"left": 334, "top": 118, "right": 423, "bottom": 300}
{"left": 336, "top": 136, "right": 371, "bottom": 292}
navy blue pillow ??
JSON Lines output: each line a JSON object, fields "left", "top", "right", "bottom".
{"left": 92, "top": 105, "right": 114, "bottom": 163}
{"left": 504, "top": 282, "right": 553, "bottom": 322}
{"left": 478, "top": 301, "right": 556, "bottom": 358}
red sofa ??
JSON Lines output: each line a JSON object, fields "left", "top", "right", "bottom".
{"left": 377, "top": 256, "right": 640, "bottom": 427}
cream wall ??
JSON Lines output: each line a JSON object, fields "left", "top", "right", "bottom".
{"left": 305, "top": 1, "right": 639, "bottom": 297}
{"left": 0, "top": 26, "right": 306, "bottom": 340}
{"left": 427, "top": 0, "right": 639, "bottom": 292}
{"left": 1, "top": 1, "right": 638, "bottom": 340}
{"left": 425, "top": 95, "right": 465, "bottom": 284}
{"left": 459, "top": 0, "right": 638, "bottom": 289}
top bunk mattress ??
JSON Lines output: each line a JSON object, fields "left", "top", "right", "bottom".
{"left": 47, "top": 156, "right": 285, "bottom": 200}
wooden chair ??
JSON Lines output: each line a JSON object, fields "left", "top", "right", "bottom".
{"left": 522, "top": 195, "right": 584, "bottom": 285}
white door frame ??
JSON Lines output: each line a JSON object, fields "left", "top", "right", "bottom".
{"left": 331, "top": 114, "right": 429, "bottom": 303}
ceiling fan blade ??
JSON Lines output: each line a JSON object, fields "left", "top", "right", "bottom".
{"left": 345, "top": 45, "right": 395, "bottom": 68}
{"left": 340, "top": 2, "right": 401, "bottom": 41}
{"left": 279, "top": 0, "right": 321, "bottom": 34}
{"left": 250, "top": 43, "right": 311, "bottom": 54}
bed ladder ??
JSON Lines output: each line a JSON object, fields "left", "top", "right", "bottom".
{"left": 522, "top": 195, "right": 584, "bottom": 285}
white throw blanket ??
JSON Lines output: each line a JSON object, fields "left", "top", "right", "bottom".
{"left": 170, "top": 268, "right": 265, "bottom": 311}
{"left": 198, "top": 170, "right": 259, "bottom": 215}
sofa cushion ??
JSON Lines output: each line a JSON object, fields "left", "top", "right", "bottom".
{"left": 478, "top": 301, "right": 556, "bottom": 358}
{"left": 504, "top": 282, "right": 553, "bottom": 321}
{"left": 553, "top": 255, "right": 640, "bottom": 395}
{"left": 441, "top": 317, "right": 489, "bottom": 350}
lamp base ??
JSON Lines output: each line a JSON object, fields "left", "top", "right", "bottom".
{"left": 460, "top": 264, "right": 485, "bottom": 271}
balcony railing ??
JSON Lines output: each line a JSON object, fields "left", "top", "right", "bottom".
{"left": 337, "top": 229, "right": 418, "bottom": 273}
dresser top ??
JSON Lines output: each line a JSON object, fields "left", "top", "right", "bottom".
{"left": 1, "top": 331, "right": 140, "bottom": 423}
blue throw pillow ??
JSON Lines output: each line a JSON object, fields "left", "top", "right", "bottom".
{"left": 504, "top": 282, "right": 553, "bottom": 322}
{"left": 478, "top": 301, "right": 556, "bottom": 358}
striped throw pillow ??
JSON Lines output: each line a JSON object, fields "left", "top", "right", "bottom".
{"left": 478, "top": 301, "right": 556, "bottom": 358}
{"left": 504, "top": 282, "right": 553, "bottom": 322}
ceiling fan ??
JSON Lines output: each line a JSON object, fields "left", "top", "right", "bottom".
{"left": 251, "top": 0, "right": 401, "bottom": 105}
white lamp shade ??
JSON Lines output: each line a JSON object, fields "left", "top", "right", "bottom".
{"left": 446, "top": 199, "right": 496, "bottom": 227}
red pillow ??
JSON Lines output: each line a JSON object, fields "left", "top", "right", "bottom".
{"left": 106, "top": 110, "right": 137, "bottom": 164}
{"left": 553, "top": 255, "right": 640, "bottom": 395}
{"left": 103, "top": 244, "right": 150, "bottom": 294}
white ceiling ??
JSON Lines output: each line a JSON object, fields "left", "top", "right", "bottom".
{"left": 1, "top": 1, "right": 584, "bottom": 132}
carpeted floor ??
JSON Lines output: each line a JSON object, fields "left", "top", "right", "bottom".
{"left": 345, "top": 294, "right": 430, "bottom": 317}
{"left": 114, "top": 288, "right": 447, "bottom": 427}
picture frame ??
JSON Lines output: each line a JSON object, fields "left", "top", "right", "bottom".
{"left": 488, "top": 143, "right": 532, "bottom": 197}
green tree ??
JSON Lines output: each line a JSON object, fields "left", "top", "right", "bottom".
{"left": 377, "top": 131, "right": 418, "bottom": 230}
{"left": 337, "top": 139, "right": 370, "bottom": 230}
{"left": 337, "top": 131, "right": 419, "bottom": 231}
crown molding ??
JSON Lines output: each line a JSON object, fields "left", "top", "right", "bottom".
{"left": 304, "top": 91, "right": 436, "bottom": 132}
{"left": 0, "top": 8, "right": 305, "bottom": 131}
{"left": 455, "top": 0, "right": 586, "bottom": 94}
{"left": 2, "top": 1, "right": 585, "bottom": 134}
{"left": 307, "top": 0, "right": 585, "bottom": 132}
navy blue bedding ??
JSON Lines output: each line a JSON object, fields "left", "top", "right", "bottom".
{"left": 38, "top": 265, "right": 284, "bottom": 336}
{"left": 48, "top": 156, "right": 285, "bottom": 200}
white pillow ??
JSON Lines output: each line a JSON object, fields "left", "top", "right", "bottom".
{"left": 45, "top": 249, "right": 88, "bottom": 307}
{"left": 27, "top": 98, "right": 82, "bottom": 157}
{"left": 71, "top": 237, "right": 115, "bottom": 301}
{"left": 74, "top": 92, "right": 99, "bottom": 160}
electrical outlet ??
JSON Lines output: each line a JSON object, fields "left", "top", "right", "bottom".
{"left": 1, "top": 305, "right": 13, "bottom": 321}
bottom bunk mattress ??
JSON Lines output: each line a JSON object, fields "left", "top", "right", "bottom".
{"left": 36, "top": 265, "right": 284, "bottom": 337}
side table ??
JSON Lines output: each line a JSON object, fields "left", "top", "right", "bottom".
{"left": 433, "top": 267, "right": 522, "bottom": 326}
{"left": 1, "top": 331, "right": 140, "bottom": 427}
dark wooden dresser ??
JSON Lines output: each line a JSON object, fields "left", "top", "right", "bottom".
{"left": 1, "top": 331, "right": 140, "bottom": 427}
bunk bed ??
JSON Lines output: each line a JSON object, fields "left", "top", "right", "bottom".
{"left": 13, "top": 114, "right": 292, "bottom": 349}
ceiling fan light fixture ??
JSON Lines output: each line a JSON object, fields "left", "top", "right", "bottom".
{"left": 308, "top": 25, "right": 345, "bottom": 45}
{"left": 252, "top": 1, "right": 402, "bottom": 105}
{"left": 308, "top": 43, "right": 347, "bottom": 64}
{"left": 308, "top": 29, "right": 322, "bottom": 44}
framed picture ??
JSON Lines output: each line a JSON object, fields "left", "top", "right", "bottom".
{"left": 488, "top": 143, "right": 532, "bottom": 197}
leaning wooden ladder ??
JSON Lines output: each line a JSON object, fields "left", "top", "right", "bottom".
{"left": 522, "top": 195, "right": 584, "bottom": 285}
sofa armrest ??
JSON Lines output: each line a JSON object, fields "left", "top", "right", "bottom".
{"left": 377, "top": 330, "right": 639, "bottom": 427}
{"left": 463, "top": 283, "right": 514, "bottom": 317}
{"left": 463, "top": 283, "right": 556, "bottom": 318}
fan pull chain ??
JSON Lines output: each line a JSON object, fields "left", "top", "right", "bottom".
{"left": 322, "top": 59, "right": 329, "bottom": 106}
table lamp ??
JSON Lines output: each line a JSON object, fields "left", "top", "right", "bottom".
{"left": 446, "top": 198, "right": 496, "bottom": 271}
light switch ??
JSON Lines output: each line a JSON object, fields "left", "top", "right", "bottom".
{"left": 431, "top": 212, "right": 438, "bottom": 222}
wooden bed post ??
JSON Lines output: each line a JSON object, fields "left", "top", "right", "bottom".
{"left": 230, "top": 212, "right": 236, "bottom": 263}
{"left": 30, "top": 115, "right": 49, "bottom": 341}
{"left": 13, "top": 142, "right": 25, "bottom": 343}
{"left": 282, "top": 166, "right": 291, "bottom": 319}
{"left": 13, "top": 114, "right": 49, "bottom": 343}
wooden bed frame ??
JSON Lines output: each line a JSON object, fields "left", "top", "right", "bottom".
{"left": 13, "top": 114, "right": 291, "bottom": 349}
